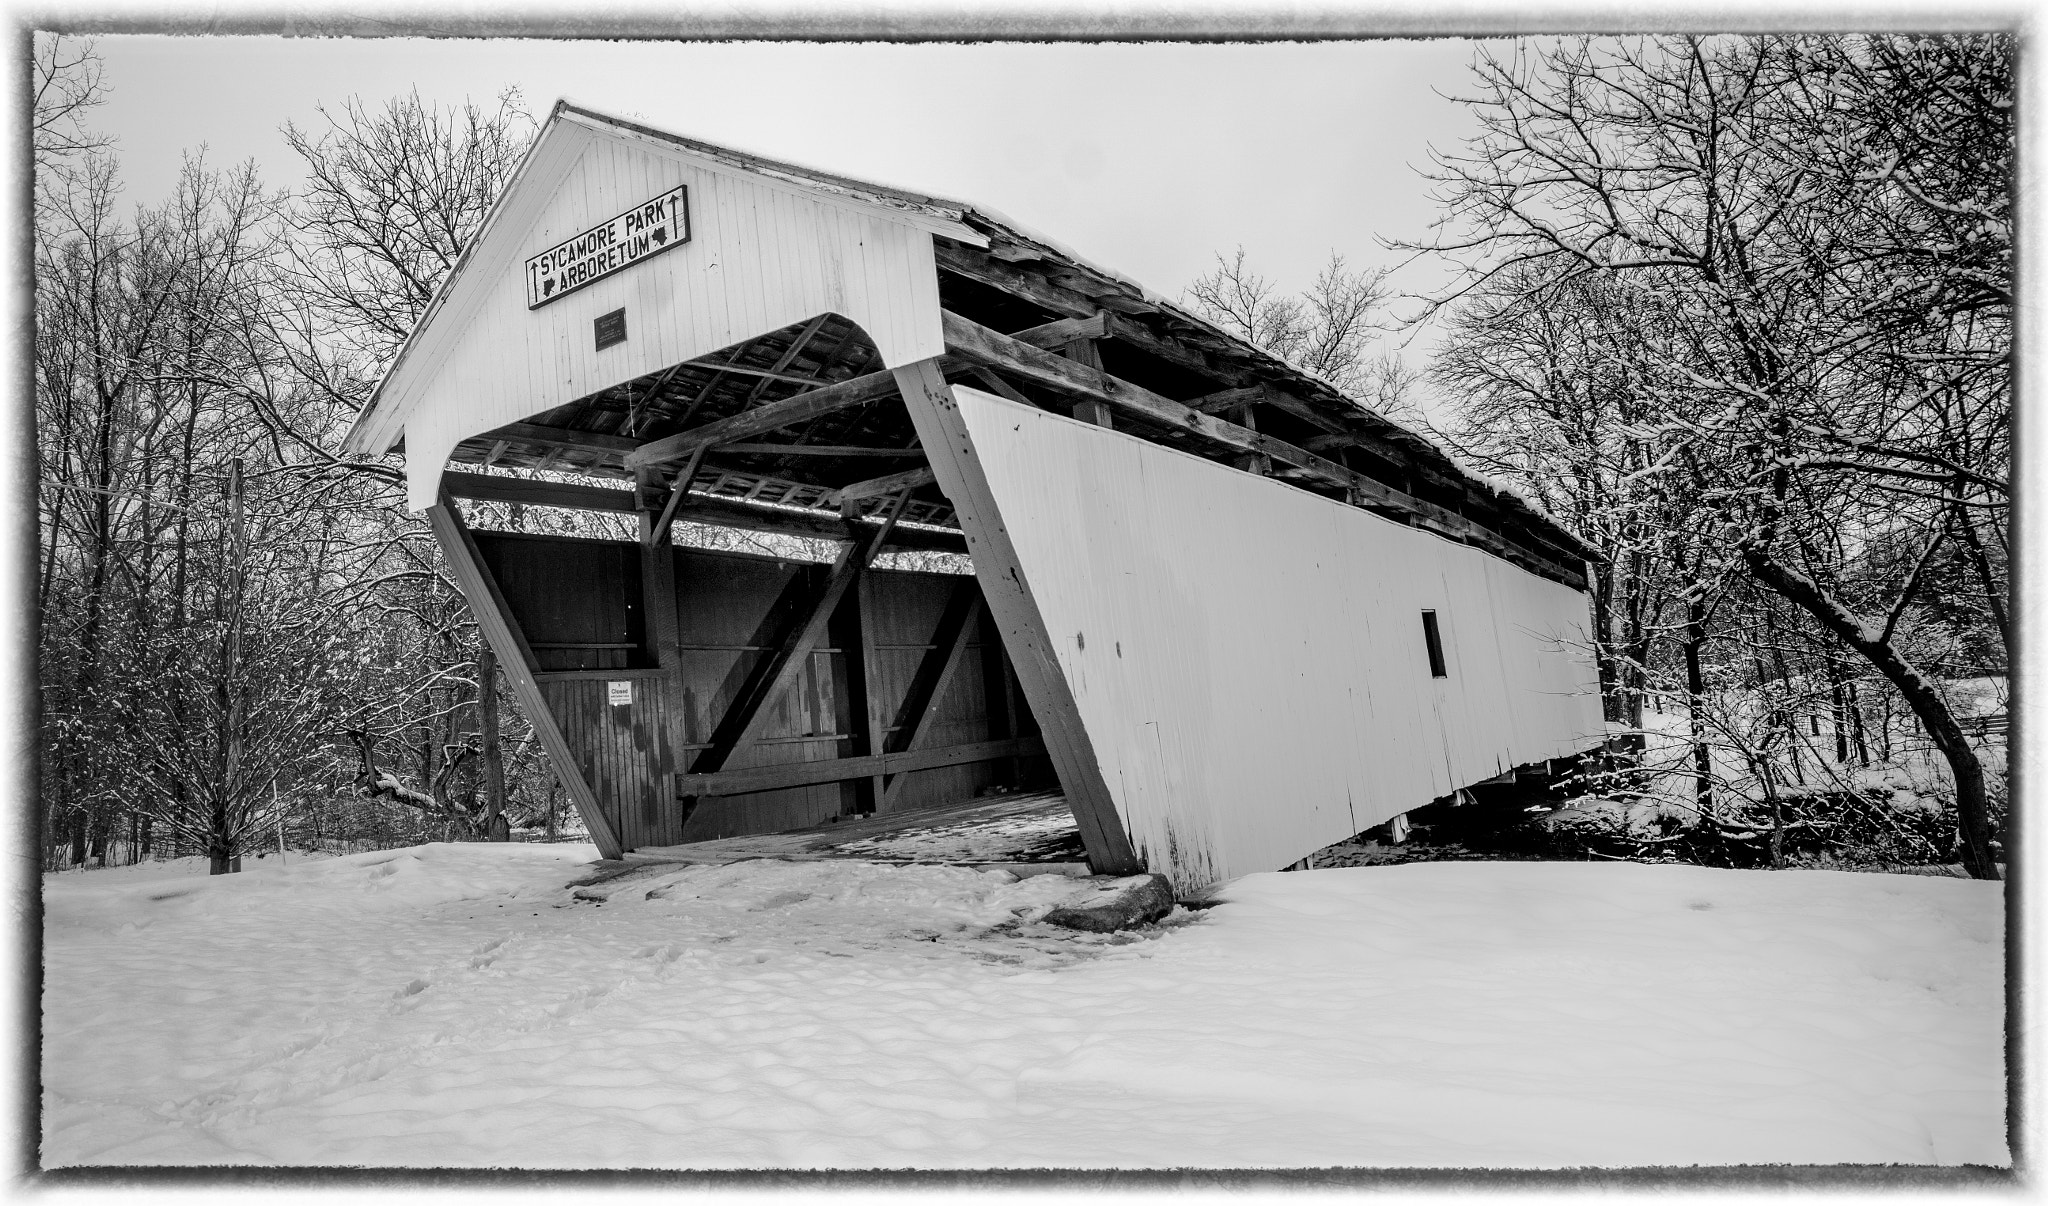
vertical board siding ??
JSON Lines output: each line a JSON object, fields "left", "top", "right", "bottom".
{"left": 667, "top": 550, "right": 844, "bottom": 840}
{"left": 537, "top": 678, "right": 681, "bottom": 849}
{"left": 474, "top": 533, "right": 645, "bottom": 671}
{"left": 860, "top": 573, "right": 999, "bottom": 812}
{"left": 949, "top": 385, "right": 1606, "bottom": 887}
{"left": 465, "top": 532, "right": 1028, "bottom": 850}
{"left": 386, "top": 125, "right": 949, "bottom": 510}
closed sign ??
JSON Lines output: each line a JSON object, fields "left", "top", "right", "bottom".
{"left": 606, "top": 681, "right": 633, "bottom": 707}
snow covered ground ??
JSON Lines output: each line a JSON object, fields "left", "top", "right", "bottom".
{"left": 41, "top": 844, "right": 2006, "bottom": 1169}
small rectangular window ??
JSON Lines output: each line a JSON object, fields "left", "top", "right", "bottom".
{"left": 1421, "top": 610, "right": 1448, "bottom": 678}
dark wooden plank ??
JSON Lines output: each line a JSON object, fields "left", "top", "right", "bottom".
{"left": 429, "top": 503, "right": 624, "bottom": 858}
{"left": 715, "top": 442, "right": 925, "bottom": 457}
{"left": 642, "top": 542, "right": 682, "bottom": 670}
{"left": 1010, "top": 313, "right": 1109, "bottom": 348}
{"left": 966, "top": 366, "right": 1033, "bottom": 406}
{"left": 442, "top": 470, "right": 968, "bottom": 554}
{"left": 736, "top": 312, "right": 832, "bottom": 407}
{"left": 623, "top": 367, "right": 904, "bottom": 470}
{"left": 685, "top": 494, "right": 908, "bottom": 778}
{"left": 678, "top": 736, "right": 1046, "bottom": 798}
{"left": 892, "top": 357, "right": 1143, "bottom": 876}
{"left": 1058, "top": 335, "right": 1113, "bottom": 429}
{"left": 833, "top": 465, "right": 937, "bottom": 504}
{"left": 674, "top": 495, "right": 963, "bottom": 554}
{"left": 479, "top": 420, "right": 644, "bottom": 456}
{"left": 880, "top": 579, "right": 982, "bottom": 808}
{"left": 445, "top": 471, "right": 638, "bottom": 514}
{"left": 854, "top": 573, "right": 885, "bottom": 814}
{"left": 683, "top": 359, "right": 830, "bottom": 387}
{"left": 645, "top": 444, "right": 708, "bottom": 548}
{"left": 1185, "top": 385, "right": 1270, "bottom": 415}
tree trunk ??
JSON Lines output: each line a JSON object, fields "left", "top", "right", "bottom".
{"left": 1845, "top": 681, "right": 1871, "bottom": 767}
{"left": 1950, "top": 492, "right": 2009, "bottom": 661}
{"left": 1743, "top": 549, "right": 1999, "bottom": 879}
{"left": 1593, "top": 561, "right": 1626, "bottom": 724}
{"left": 209, "top": 843, "right": 241, "bottom": 875}
{"left": 1765, "top": 619, "right": 1807, "bottom": 786}
{"left": 211, "top": 458, "right": 250, "bottom": 876}
{"left": 1843, "top": 663, "right": 1859, "bottom": 757}
{"left": 1683, "top": 598, "right": 1713, "bottom": 823}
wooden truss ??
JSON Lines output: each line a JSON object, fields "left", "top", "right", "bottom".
{"left": 429, "top": 236, "right": 1601, "bottom": 870}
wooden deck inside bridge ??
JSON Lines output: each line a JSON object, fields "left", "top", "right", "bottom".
{"left": 582, "top": 789, "right": 1086, "bottom": 879}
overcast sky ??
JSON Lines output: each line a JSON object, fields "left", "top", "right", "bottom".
{"left": 88, "top": 36, "right": 1496, "bottom": 383}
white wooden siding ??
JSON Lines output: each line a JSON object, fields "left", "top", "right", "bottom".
{"left": 951, "top": 385, "right": 1605, "bottom": 886}
{"left": 367, "top": 119, "right": 956, "bottom": 511}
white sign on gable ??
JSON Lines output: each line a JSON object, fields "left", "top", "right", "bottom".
{"left": 526, "top": 185, "right": 690, "bottom": 309}
{"left": 606, "top": 680, "right": 633, "bottom": 707}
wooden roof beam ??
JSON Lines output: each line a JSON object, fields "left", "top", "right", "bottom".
{"left": 716, "top": 442, "right": 924, "bottom": 458}
{"left": 1008, "top": 313, "right": 1109, "bottom": 347}
{"left": 938, "top": 309, "right": 1583, "bottom": 588}
{"left": 828, "top": 465, "right": 937, "bottom": 507}
{"left": 441, "top": 470, "right": 966, "bottom": 553}
{"left": 939, "top": 241, "right": 1597, "bottom": 563}
{"left": 736, "top": 312, "right": 833, "bottom": 407}
{"left": 1185, "top": 385, "right": 1272, "bottom": 415}
{"left": 624, "top": 366, "right": 905, "bottom": 471}
{"left": 477, "top": 420, "right": 643, "bottom": 459}
{"left": 681, "top": 360, "right": 831, "bottom": 388}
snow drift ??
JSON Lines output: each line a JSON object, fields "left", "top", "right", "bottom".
{"left": 42, "top": 844, "right": 2005, "bottom": 1168}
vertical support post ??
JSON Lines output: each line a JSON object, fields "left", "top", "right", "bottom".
{"left": 878, "top": 579, "right": 982, "bottom": 809}
{"left": 891, "top": 359, "right": 1141, "bottom": 875}
{"left": 428, "top": 501, "right": 624, "bottom": 859}
{"left": 857, "top": 573, "right": 886, "bottom": 814}
{"left": 1229, "top": 403, "right": 1271, "bottom": 475}
{"left": 978, "top": 598, "right": 1024, "bottom": 784}
{"left": 640, "top": 534, "right": 684, "bottom": 842}
{"left": 1061, "top": 336, "right": 1113, "bottom": 428}
{"left": 833, "top": 572, "right": 877, "bottom": 817}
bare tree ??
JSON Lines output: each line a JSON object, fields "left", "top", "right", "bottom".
{"left": 1186, "top": 248, "right": 1420, "bottom": 423}
{"left": 281, "top": 88, "right": 535, "bottom": 369}
{"left": 1413, "top": 35, "right": 2010, "bottom": 877}
{"left": 276, "top": 90, "right": 539, "bottom": 837}
{"left": 31, "top": 34, "right": 109, "bottom": 225}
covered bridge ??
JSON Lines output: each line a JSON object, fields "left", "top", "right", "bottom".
{"left": 344, "top": 100, "right": 1606, "bottom": 891}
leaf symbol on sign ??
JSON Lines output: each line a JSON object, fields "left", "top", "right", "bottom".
{"left": 543, "top": 279, "right": 556, "bottom": 296}
{"left": 651, "top": 227, "right": 667, "bottom": 246}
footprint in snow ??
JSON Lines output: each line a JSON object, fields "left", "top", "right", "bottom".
{"left": 751, "top": 890, "right": 812, "bottom": 910}
{"left": 469, "top": 937, "right": 509, "bottom": 969}
{"left": 395, "top": 978, "right": 430, "bottom": 998}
